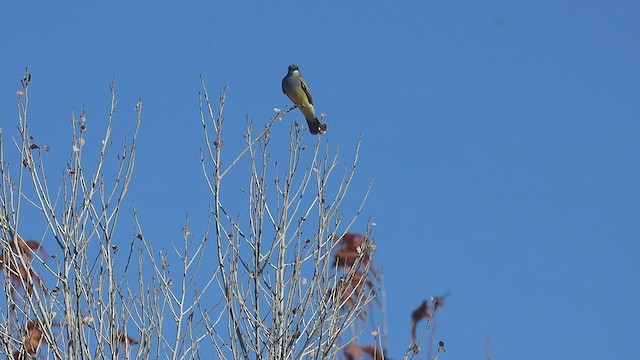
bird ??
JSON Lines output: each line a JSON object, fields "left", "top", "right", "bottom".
{"left": 281, "top": 64, "right": 327, "bottom": 135}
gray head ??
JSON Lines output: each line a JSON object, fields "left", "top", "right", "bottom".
{"left": 287, "top": 64, "right": 299, "bottom": 74}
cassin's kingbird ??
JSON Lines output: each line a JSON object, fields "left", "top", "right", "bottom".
{"left": 282, "top": 64, "right": 327, "bottom": 135}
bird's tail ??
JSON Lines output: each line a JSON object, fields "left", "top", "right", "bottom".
{"left": 306, "top": 117, "right": 327, "bottom": 135}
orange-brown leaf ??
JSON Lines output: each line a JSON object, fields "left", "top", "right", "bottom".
{"left": 336, "top": 233, "right": 366, "bottom": 251}
{"left": 23, "top": 320, "right": 45, "bottom": 355}
{"left": 118, "top": 332, "right": 139, "bottom": 351}
{"left": 411, "top": 300, "right": 431, "bottom": 340}
{"left": 13, "top": 239, "right": 47, "bottom": 259}
{"left": 344, "top": 342, "right": 366, "bottom": 360}
{"left": 361, "top": 344, "right": 385, "bottom": 360}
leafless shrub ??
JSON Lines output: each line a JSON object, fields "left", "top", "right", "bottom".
{"left": 0, "top": 70, "right": 376, "bottom": 360}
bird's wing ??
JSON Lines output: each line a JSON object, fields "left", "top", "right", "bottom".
{"left": 300, "top": 77, "right": 314, "bottom": 105}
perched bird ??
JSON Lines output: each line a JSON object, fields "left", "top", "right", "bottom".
{"left": 281, "top": 64, "right": 327, "bottom": 135}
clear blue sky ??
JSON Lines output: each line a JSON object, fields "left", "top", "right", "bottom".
{"left": 1, "top": 1, "right": 639, "bottom": 359}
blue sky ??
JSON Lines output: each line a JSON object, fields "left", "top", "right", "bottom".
{"left": 1, "top": 1, "right": 639, "bottom": 359}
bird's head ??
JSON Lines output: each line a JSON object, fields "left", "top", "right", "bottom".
{"left": 287, "top": 64, "right": 300, "bottom": 74}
